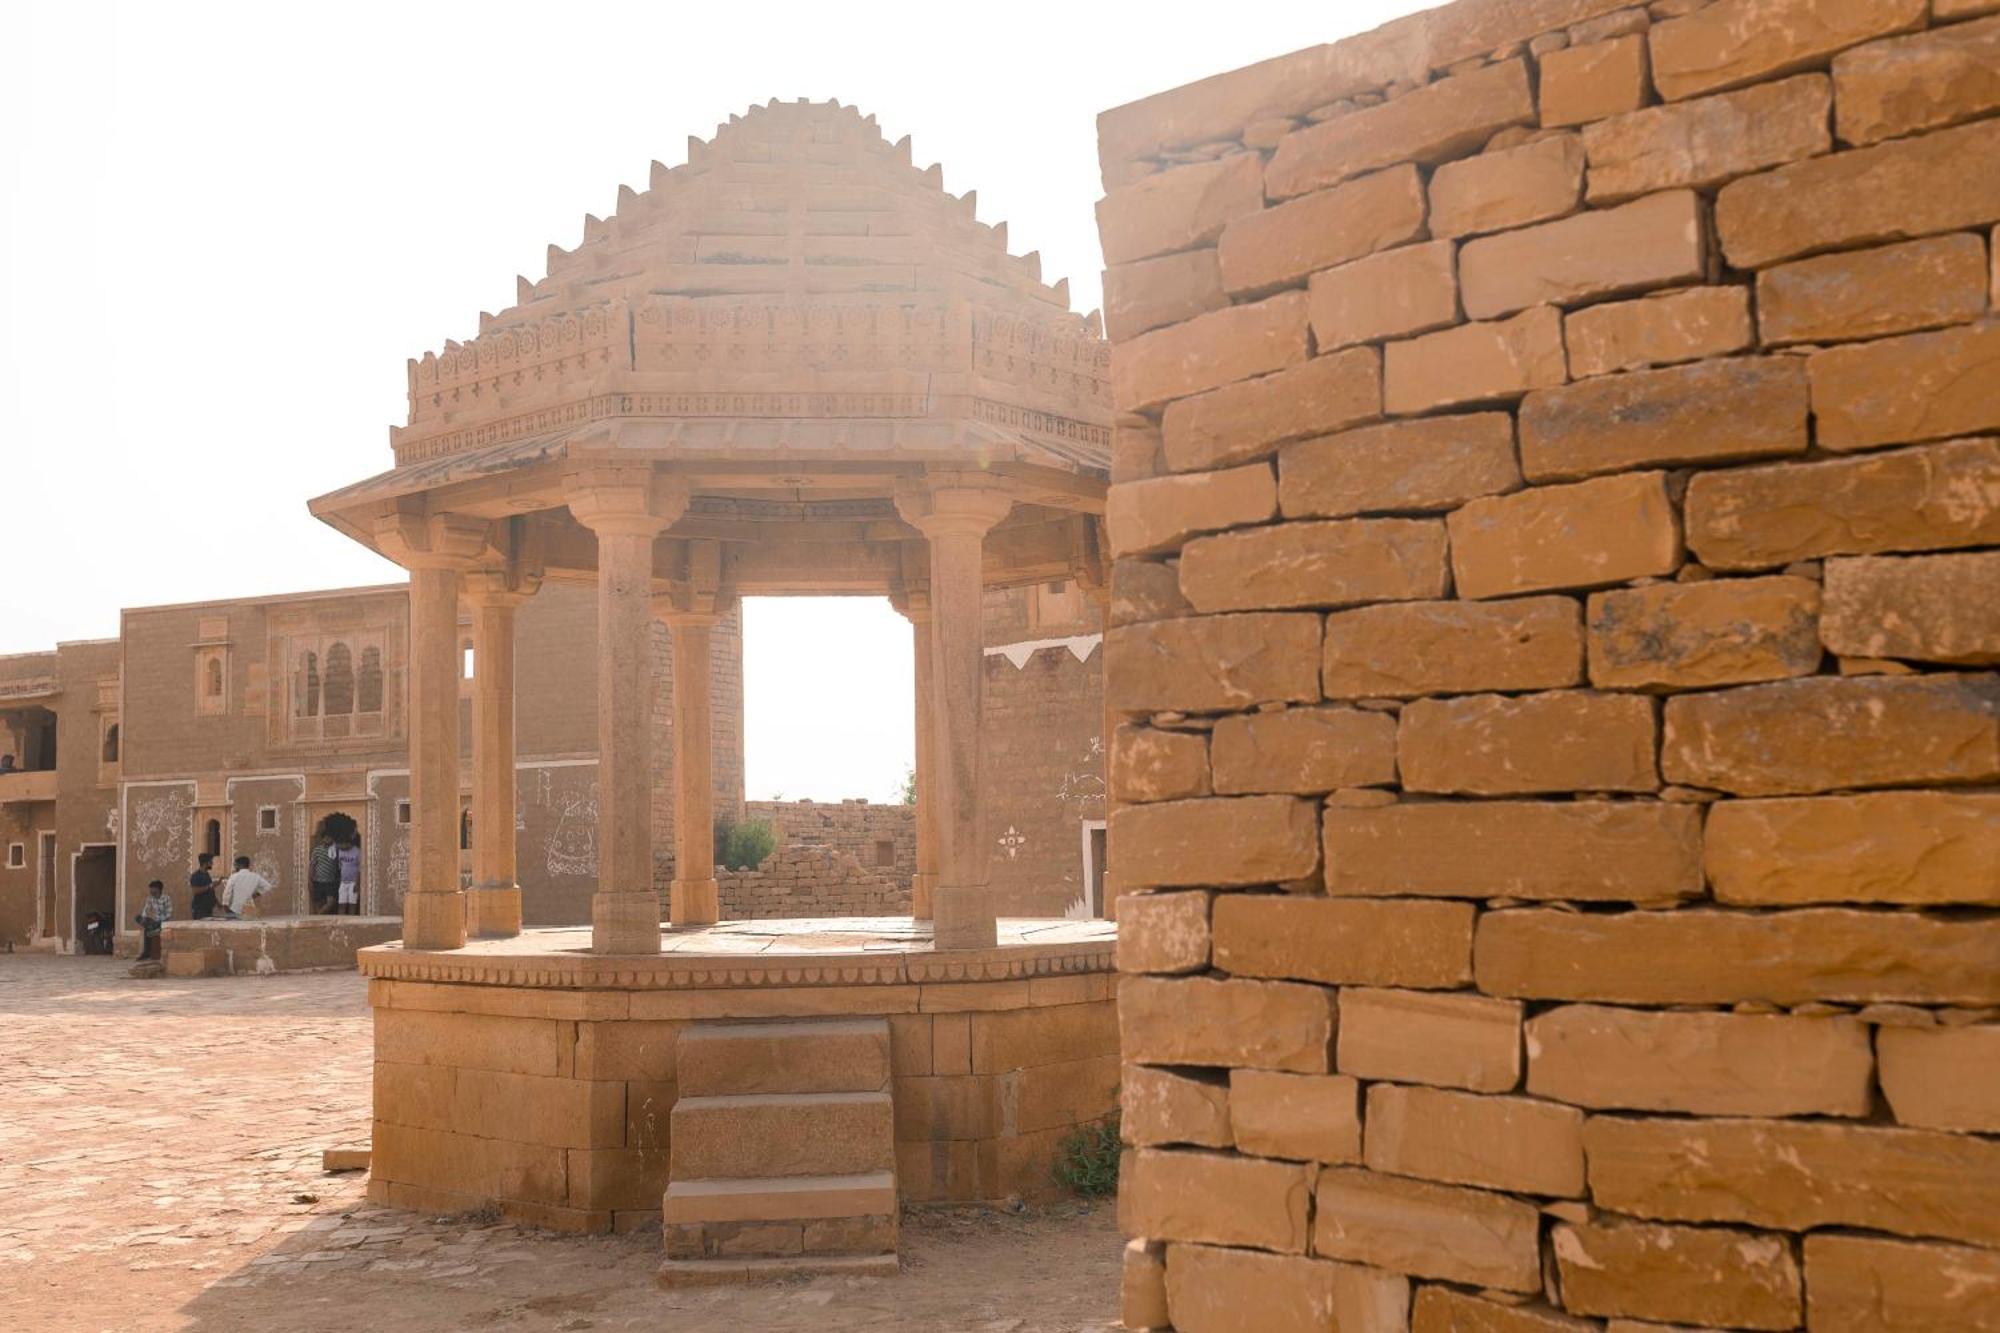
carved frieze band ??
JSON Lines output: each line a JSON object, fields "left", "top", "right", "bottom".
{"left": 356, "top": 941, "right": 1115, "bottom": 989}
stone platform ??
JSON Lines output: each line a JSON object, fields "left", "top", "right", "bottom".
{"left": 161, "top": 915, "right": 403, "bottom": 976}
{"left": 358, "top": 917, "right": 1118, "bottom": 1236}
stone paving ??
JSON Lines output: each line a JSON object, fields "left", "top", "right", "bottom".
{"left": 0, "top": 952, "right": 1120, "bottom": 1332}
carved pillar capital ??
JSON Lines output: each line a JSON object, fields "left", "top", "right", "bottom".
{"left": 460, "top": 564, "right": 541, "bottom": 608}
{"left": 564, "top": 465, "right": 689, "bottom": 538}
{"left": 893, "top": 477, "right": 1014, "bottom": 540}
{"left": 374, "top": 512, "right": 490, "bottom": 571}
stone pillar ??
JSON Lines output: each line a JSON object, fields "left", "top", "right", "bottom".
{"left": 374, "top": 512, "right": 488, "bottom": 951}
{"left": 898, "top": 482, "right": 1012, "bottom": 950}
{"left": 463, "top": 568, "right": 536, "bottom": 938}
{"left": 894, "top": 590, "right": 939, "bottom": 920}
{"left": 566, "top": 467, "right": 686, "bottom": 955}
{"left": 665, "top": 610, "right": 720, "bottom": 927}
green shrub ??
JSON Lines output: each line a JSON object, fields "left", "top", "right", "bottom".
{"left": 714, "top": 818, "right": 777, "bottom": 871}
{"left": 899, "top": 765, "right": 916, "bottom": 805}
{"left": 1051, "top": 1113, "right": 1121, "bottom": 1198}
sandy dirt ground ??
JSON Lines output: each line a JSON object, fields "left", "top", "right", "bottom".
{"left": 0, "top": 953, "right": 1122, "bottom": 1333}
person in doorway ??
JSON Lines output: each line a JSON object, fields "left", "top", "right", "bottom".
{"left": 189, "top": 853, "right": 218, "bottom": 920}
{"left": 335, "top": 838, "right": 362, "bottom": 916}
{"left": 0, "top": 754, "right": 16, "bottom": 775}
{"left": 136, "top": 880, "right": 172, "bottom": 960}
{"left": 309, "top": 832, "right": 339, "bottom": 914}
{"left": 220, "top": 855, "right": 271, "bottom": 919}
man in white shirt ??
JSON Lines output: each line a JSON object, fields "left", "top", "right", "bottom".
{"left": 220, "top": 855, "right": 272, "bottom": 918}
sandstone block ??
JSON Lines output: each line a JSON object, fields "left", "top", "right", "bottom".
{"left": 1583, "top": 74, "right": 1830, "bottom": 202}
{"left": 1104, "top": 613, "right": 1321, "bottom": 713}
{"left": 1120, "top": 974, "right": 1336, "bottom": 1073}
{"left": 1179, "top": 517, "right": 1450, "bottom": 613}
{"left": 1823, "top": 551, "right": 2000, "bottom": 665}
{"left": 1308, "top": 240, "right": 1460, "bottom": 351}
{"left": 1833, "top": 13, "right": 2000, "bottom": 147}
{"left": 1111, "top": 725, "right": 1210, "bottom": 804}
{"left": 1661, "top": 673, "right": 2000, "bottom": 795}
{"left": 1213, "top": 895, "right": 1475, "bottom": 989}
{"left": 1647, "top": 0, "right": 1925, "bottom": 101}
{"left": 1114, "top": 292, "right": 1311, "bottom": 413}
{"left": 1267, "top": 60, "right": 1536, "bottom": 198}
{"left": 1164, "top": 1242, "right": 1411, "bottom": 1333}
{"left": 1122, "top": 1239, "right": 1170, "bottom": 1331}
{"left": 1427, "top": 133, "right": 1584, "bottom": 240}
{"left": 1365, "top": 1084, "right": 1585, "bottom": 1197}
{"left": 1107, "top": 462, "right": 1277, "bottom": 558}
{"left": 1804, "top": 1233, "right": 2000, "bottom": 1333}
{"left": 1520, "top": 355, "right": 1806, "bottom": 481}
{"left": 1162, "top": 346, "right": 1383, "bottom": 473}
{"left": 1097, "top": 153, "right": 1264, "bottom": 266}
{"left": 1336, "top": 987, "right": 1523, "bottom": 1094}
{"left": 1314, "top": 1168, "right": 1542, "bottom": 1292}
{"left": 1684, "top": 438, "right": 2000, "bottom": 569}
{"left": 1706, "top": 790, "right": 2000, "bottom": 906}
{"left": 1584, "top": 1114, "right": 2000, "bottom": 1246}
{"left": 1123, "top": 1065, "right": 1231, "bottom": 1148}
{"left": 1113, "top": 419, "right": 1163, "bottom": 485}
{"left": 1756, "top": 234, "right": 1989, "bottom": 346}
{"left": 1449, "top": 471, "right": 1682, "bottom": 598}
{"left": 1104, "top": 249, "right": 1228, "bottom": 343}
{"left": 1230, "top": 1070, "right": 1362, "bottom": 1164}
{"left": 1398, "top": 689, "right": 1658, "bottom": 795}
{"left": 1810, "top": 320, "right": 2000, "bottom": 452}
{"left": 1717, "top": 117, "right": 2000, "bottom": 268}
{"left": 1115, "top": 891, "right": 1212, "bottom": 975}
{"left": 1477, "top": 907, "right": 2000, "bottom": 1004}
{"left": 1109, "top": 559, "right": 1190, "bottom": 628}
{"left": 1121, "top": 1147, "right": 1311, "bottom": 1253}
{"left": 1216, "top": 164, "right": 1427, "bottom": 295}
{"left": 1327, "top": 800, "right": 1700, "bottom": 901}
{"left": 1279, "top": 413, "right": 1521, "bottom": 519}
{"left": 1587, "top": 575, "right": 1822, "bottom": 689}
{"left": 1877, "top": 1025, "right": 2000, "bottom": 1132}
{"left": 1541, "top": 33, "right": 1651, "bottom": 127}
{"left": 1525, "top": 1004, "right": 1874, "bottom": 1115}
{"left": 1210, "top": 706, "right": 1397, "bottom": 795}
{"left": 1385, "top": 306, "right": 1568, "bottom": 414}
{"left": 1110, "top": 796, "right": 1319, "bottom": 888}
{"left": 1414, "top": 1288, "right": 1597, "bottom": 1333}
{"left": 1554, "top": 1220, "right": 1801, "bottom": 1330}
{"left": 1459, "top": 190, "right": 1705, "bottom": 321}
{"left": 1322, "top": 596, "right": 1583, "bottom": 699}
{"left": 1563, "top": 286, "right": 1752, "bottom": 378}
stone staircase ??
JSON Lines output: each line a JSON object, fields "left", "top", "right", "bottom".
{"left": 658, "top": 1017, "right": 899, "bottom": 1284}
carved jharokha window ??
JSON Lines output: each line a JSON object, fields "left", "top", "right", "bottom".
{"left": 287, "top": 631, "right": 388, "bottom": 742}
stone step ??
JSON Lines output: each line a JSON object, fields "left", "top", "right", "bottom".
{"left": 664, "top": 1171, "right": 897, "bottom": 1226}
{"left": 670, "top": 1091, "right": 896, "bottom": 1179}
{"left": 675, "top": 1017, "right": 891, "bottom": 1098}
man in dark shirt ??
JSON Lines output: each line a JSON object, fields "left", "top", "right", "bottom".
{"left": 189, "top": 853, "right": 219, "bottom": 920}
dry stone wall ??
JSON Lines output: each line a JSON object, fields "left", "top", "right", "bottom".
{"left": 718, "top": 798, "right": 914, "bottom": 918}
{"left": 1097, "top": 1, "right": 2000, "bottom": 1329}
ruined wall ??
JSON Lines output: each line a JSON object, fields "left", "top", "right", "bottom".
{"left": 717, "top": 799, "right": 913, "bottom": 918}
{"left": 1098, "top": 2, "right": 2000, "bottom": 1329}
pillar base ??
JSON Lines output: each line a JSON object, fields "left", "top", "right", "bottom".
{"left": 591, "top": 891, "right": 663, "bottom": 955}
{"left": 669, "top": 879, "right": 720, "bottom": 928}
{"left": 931, "top": 883, "right": 997, "bottom": 951}
{"left": 402, "top": 890, "right": 467, "bottom": 951}
{"left": 910, "top": 872, "right": 937, "bottom": 921}
{"left": 465, "top": 884, "right": 523, "bottom": 939}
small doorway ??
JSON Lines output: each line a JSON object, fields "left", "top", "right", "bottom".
{"left": 36, "top": 831, "right": 56, "bottom": 941}
{"left": 73, "top": 845, "right": 116, "bottom": 953}
{"left": 312, "top": 812, "right": 361, "bottom": 915}
{"left": 1079, "top": 820, "right": 1107, "bottom": 919}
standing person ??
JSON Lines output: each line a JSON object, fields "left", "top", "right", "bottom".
{"left": 309, "top": 831, "right": 339, "bottom": 915}
{"left": 136, "top": 880, "right": 172, "bottom": 960}
{"left": 336, "top": 837, "right": 362, "bottom": 916}
{"left": 220, "top": 855, "right": 272, "bottom": 919}
{"left": 189, "top": 853, "right": 219, "bottom": 920}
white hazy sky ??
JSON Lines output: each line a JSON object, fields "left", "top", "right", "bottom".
{"left": 3, "top": 0, "right": 1422, "bottom": 800}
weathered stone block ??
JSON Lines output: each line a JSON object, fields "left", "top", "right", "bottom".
{"left": 1647, "top": 0, "right": 1925, "bottom": 102}
{"left": 1520, "top": 356, "right": 1807, "bottom": 481}
{"left": 1427, "top": 134, "right": 1584, "bottom": 240}
{"left": 1587, "top": 575, "right": 1822, "bottom": 689}
{"left": 1684, "top": 438, "right": 2000, "bottom": 569}
{"left": 1104, "top": 613, "right": 1321, "bottom": 713}
{"left": 1115, "top": 890, "right": 1212, "bottom": 975}
{"left": 1121, "top": 1147, "right": 1311, "bottom": 1253}
{"left": 1823, "top": 551, "right": 2000, "bottom": 665}
{"left": 1210, "top": 706, "right": 1397, "bottom": 795}
{"left": 1308, "top": 240, "right": 1459, "bottom": 351}
{"left": 1179, "top": 517, "right": 1449, "bottom": 613}
{"left": 1542, "top": 33, "right": 1651, "bottom": 127}
{"left": 1661, "top": 673, "right": 2000, "bottom": 795}
{"left": 1280, "top": 412, "right": 1521, "bottom": 520}
{"left": 1123, "top": 1065, "right": 1231, "bottom": 1149}
{"left": 1120, "top": 974, "right": 1335, "bottom": 1073}
{"left": 1804, "top": 1233, "right": 2000, "bottom": 1333}
{"left": 1313, "top": 1168, "right": 1542, "bottom": 1292}
{"left": 1104, "top": 249, "right": 1228, "bottom": 343}
{"left": 1111, "top": 724, "right": 1210, "bottom": 804}
{"left": 1525, "top": 1005, "right": 1874, "bottom": 1116}
{"left": 1460, "top": 190, "right": 1705, "bottom": 321}
{"left": 1097, "top": 153, "right": 1264, "bottom": 266}
{"left": 1213, "top": 895, "right": 1475, "bottom": 989}
{"left": 1123, "top": 1239, "right": 1170, "bottom": 1331}
{"left": 1398, "top": 690, "right": 1658, "bottom": 795}
{"left": 1583, "top": 74, "right": 1830, "bottom": 202}
{"left": 1385, "top": 306, "right": 1567, "bottom": 414}
{"left": 1554, "top": 1220, "right": 1801, "bottom": 1329}
{"left": 1833, "top": 13, "right": 2000, "bottom": 147}
{"left": 1113, "top": 292, "right": 1310, "bottom": 413}
{"left": 1322, "top": 596, "right": 1584, "bottom": 699}
{"left": 1109, "top": 559, "right": 1190, "bottom": 628}
{"left": 1113, "top": 419, "right": 1164, "bottom": 485}
{"left": 1111, "top": 796, "right": 1318, "bottom": 887}
{"left": 1706, "top": 790, "right": 2000, "bottom": 906}
{"left": 1164, "top": 1242, "right": 1411, "bottom": 1333}
{"left": 1414, "top": 1288, "right": 1597, "bottom": 1333}
{"left": 1477, "top": 907, "right": 2000, "bottom": 1005}
{"left": 1327, "top": 800, "right": 1700, "bottom": 901}
{"left": 1230, "top": 1070, "right": 1361, "bottom": 1164}
{"left": 1877, "top": 1025, "right": 2000, "bottom": 1133}
{"left": 1812, "top": 320, "right": 2000, "bottom": 453}
{"left": 1336, "top": 987, "right": 1523, "bottom": 1094}
{"left": 1216, "top": 164, "right": 1427, "bottom": 295}
{"left": 1448, "top": 471, "right": 1682, "bottom": 599}
{"left": 1364, "top": 1083, "right": 1585, "bottom": 1197}
{"left": 1107, "top": 462, "right": 1277, "bottom": 558}
{"left": 1756, "top": 234, "right": 1990, "bottom": 346}
{"left": 1162, "top": 346, "right": 1383, "bottom": 473}
{"left": 1563, "top": 286, "right": 1753, "bottom": 378}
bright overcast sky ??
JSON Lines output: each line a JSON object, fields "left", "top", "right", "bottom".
{"left": 2, "top": 0, "right": 1422, "bottom": 800}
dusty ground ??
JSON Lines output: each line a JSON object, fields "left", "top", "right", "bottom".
{"left": 0, "top": 953, "right": 1122, "bottom": 1333}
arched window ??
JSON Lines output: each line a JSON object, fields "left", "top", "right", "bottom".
{"left": 204, "top": 819, "right": 222, "bottom": 858}
{"left": 323, "top": 642, "right": 355, "bottom": 716}
{"left": 296, "top": 651, "right": 320, "bottom": 718}
{"left": 357, "top": 647, "right": 384, "bottom": 713}
{"left": 101, "top": 724, "right": 119, "bottom": 763}
{"left": 205, "top": 657, "right": 224, "bottom": 698}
